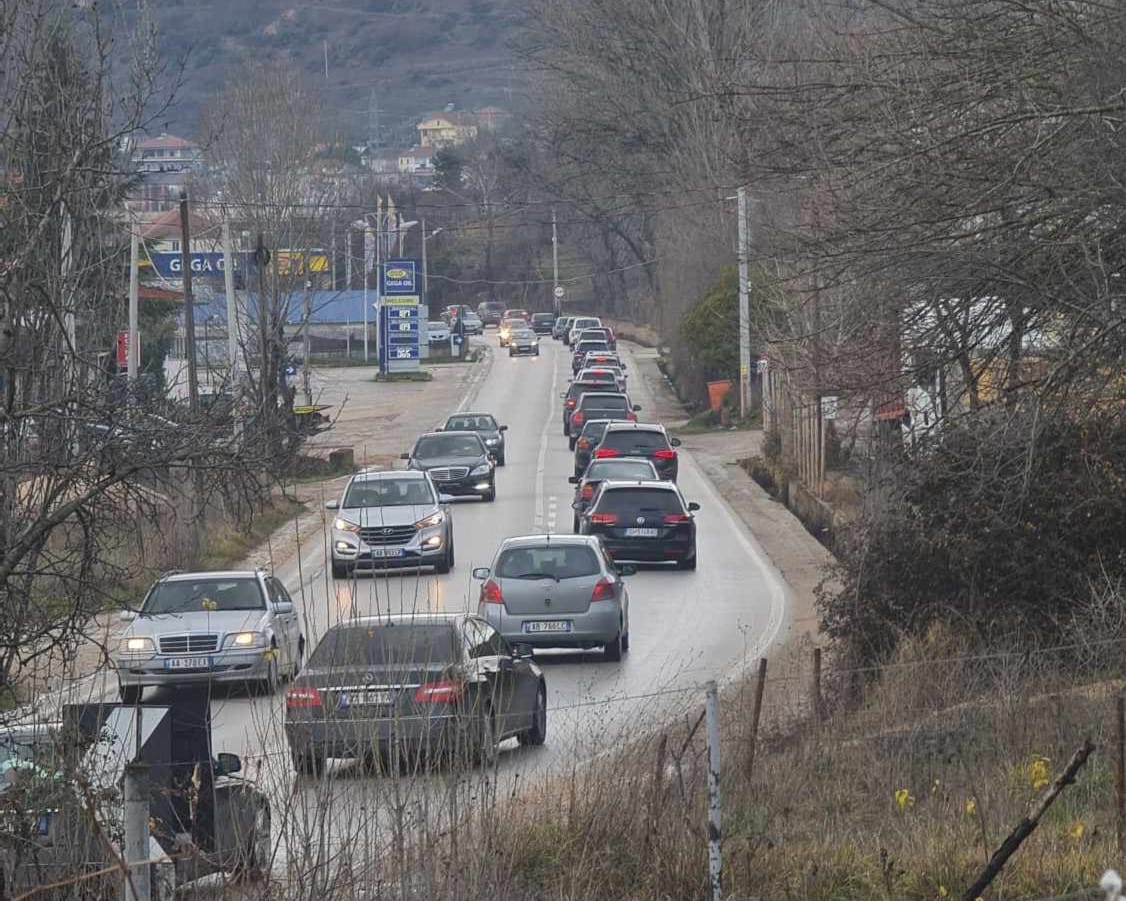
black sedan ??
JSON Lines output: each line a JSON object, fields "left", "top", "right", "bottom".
{"left": 578, "top": 480, "right": 699, "bottom": 569}
{"left": 441, "top": 411, "right": 508, "bottom": 465}
{"left": 402, "top": 431, "right": 497, "bottom": 501}
{"left": 285, "top": 613, "right": 547, "bottom": 773}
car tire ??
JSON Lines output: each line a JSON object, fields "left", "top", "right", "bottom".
{"left": 259, "top": 652, "right": 280, "bottom": 695}
{"left": 240, "top": 800, "right": 272, "bottom": 881}
{"left": 434, "top": 545, "right": 452, "bottom": 574}
{"left": 497, "top": 454, "right": 506, "bottom": 466}
{"left": 119, "top": 684, "right": 143, "bottom": 704}
{"left": 678, "top": 553, "right": 698, "bottom": 571}
{"left": 622, "top": 631, "right": 631, "bottom": 652}
{"left": 572, "top": 514, "right": 580, "bottom": 533}
{"left": 519, "top": 683, "right": 548, "bottom": 747}
{"left": 603, "top": 630, "right": 623, "bottom": 662}
{"left": 483, "top": 484, "right": 496, "bottom": 502}
{"left": 331, "top": 559, "right": 350, "bottom": 579}
{"left": 291, "top": 746, "right": 325, "bottom": 776}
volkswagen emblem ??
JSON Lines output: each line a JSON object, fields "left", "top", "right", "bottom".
{"left": 636, "top": 516, "right": 644, "bottom": 525}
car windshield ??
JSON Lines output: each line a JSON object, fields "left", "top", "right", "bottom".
{"left": 586, "top": 460, "right": 657, "bottom": 481}
{"left": 581, "top": 395, "right": 628, "bottom": 412}
{"left": 596, "top": 488, "right": 684, "bottom": 515}
{"left": 308, "top": 623, "right": 458, "bottom": 668}
{"left": 574, "top": 318, "right": 599, "bottom": 329}
{"left": 445, "top": 415, "right": 497, "bottom": 431}
{"left": 143, "top": 578, "right": 264, "bottom": 614}
{"left": 501, "top": 319, "right": 524, "bottom": 328}
{"left": 514, "top": 329, "right": 536, "bottom": 339}
{"left": 343, "top": 477, "right": 434, "bottom": 508}
{"left": 602, "top": 430, "right": 668, "bottom": 452}
{"left": 414, "top": 434, "right": 483, "bottom": 457}
{"left": 428, "top": 322, "right": 446, "bottom": 329}
{"left": 495, "top": 545, "right": 600, "bottom": 580}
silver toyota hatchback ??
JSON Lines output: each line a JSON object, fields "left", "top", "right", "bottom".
{"left": 472, "top": 535, "right": 634, "bottom": 661}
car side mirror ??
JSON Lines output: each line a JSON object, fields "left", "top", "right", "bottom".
{"left": 499, "top": 425, "right": 508, "bottom": 432}
{"left": 559, "top": 393, "right": 567, "bottom": 399}
{"left": 119, "top": 610, "right": 137, "bottom": 623}
{"left": 324, "top": 499, "right": 339, "bottom": 510}
{"left": 618, "top": 564, "right": 637, "bottom": 576}
{"left": 512, "top": 642, "right": 534, "bottom": 659}
{"left": 688, "top": 502, "right": 701, "bottom": 512}
{"left": 434, "top": 426, "right": 443, "bottom": 431}
{"left": 273, "top": 601, "right": 294, "bottom": 615}
{"left": 400, "top": 452, "right": 410, "bottom": 460}
{"left": 215, "top": 752, "right": 242, "bottom": 777}
{"left": 568, "top": 476, "right": 578, "bottom": 484}
{"left": 670, "top": 437, "right": 683, "bottom": 447}
{"left": 472, "top": 567, "right": 490, "bottom": 580}
{"left": 632, "top": 405, "right": 642, "bottom": 412}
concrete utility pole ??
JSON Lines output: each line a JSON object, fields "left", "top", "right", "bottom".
{"left": 179, "top": 191, "right": 200, "bottom": 413}
{"left": 128, "top": 226, "right": 140, "bottom": 386}
{"left": 551, "top": 206, "right": 560, "bottom": 316}
{"left": 221, "top": 220, "right": 239, "bottom": 386}
{"left": 123, "top": 707, "right": 150, "bottom": 901}
{"left": 302, "top": 279, "right": 313, "bottom": 406}
{"left": 374, "top": 217, "right": 382, "bottom": 367}
{"left": 363, "top": 226, "right": 371, "bottom": 362}
{"left": 736, "top": 186, "right": 751, "bottom": 420}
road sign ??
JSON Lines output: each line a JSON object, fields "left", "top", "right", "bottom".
{"left": 146, "top": 252, "right": 247, "bottom": 279}
{"left": 553, "top": 285, "right": 565, "bottom": 298}
{"left": 380, "top": 259, "right": 419, "bottom": 295}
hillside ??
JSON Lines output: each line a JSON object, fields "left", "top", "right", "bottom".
{"left": 124, "top": 0, "right": 520, "bottom": 142}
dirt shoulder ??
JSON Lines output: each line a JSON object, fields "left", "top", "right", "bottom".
{"left": 623, "top": 341, "right": 831, "bottom": 641}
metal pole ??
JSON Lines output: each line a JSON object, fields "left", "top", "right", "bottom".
{"left": 303, "top": 282, "right": 313, "bottom": 406}
{"left": 362, "top": 228, "right": 370, "bottom": 362}
{"left": 375, "top": 220, "right": 383, "bottom": 372}
{"left": 179, "top": 192, "right": 200, "bottom": 413}
{"left": 1117, "top": 695, "right": 1125, "bottom": 853}
{"left": 128, "top": 227, "right": 140, "bottom": 386}
{"left": 222, "top": 221, "right": 239, "bottom": 383}
{"left": 551, "top": 206, "right": 560, "bottom": 316}
{"left": 421, "top": 219, "right": 429, "bottom": 302}
{"left": 737, "top": 186, "right": 751, "bottom": 420}
{"left": 345, "top": 228, "right": 352, "bottom": 289}
{"left": 123, "top": 708, "right": 150, "bottom": 901}
{"left": 705, "top": 680, "right": 722, "bottom": 901}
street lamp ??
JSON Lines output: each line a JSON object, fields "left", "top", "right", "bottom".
{"left": 421, "top": 221, "right": 445, "bottom": 307}
{"left": 351, "top": 216, "right": 377, "bottom": 362}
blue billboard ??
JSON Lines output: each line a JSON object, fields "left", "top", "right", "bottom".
{"left": 147, "top": 252, "right": 248, "bottom": 280}
{"left": 379, "top": 298, "right": 421, "bottom": 372}
{"left": 380, "top": 259, "right": 418, "bottom": 295}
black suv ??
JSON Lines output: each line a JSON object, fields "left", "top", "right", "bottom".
{"left": 572, "top": 418, "right": 613, "bottom": 477}
{"left": 560, "top": 379, "right": 620, "bottom": 436}
{"left": 593, "top": 422, "right": 682, "bottom": 481}
{"left": 578, "top": 480, "right": 699, "bottom": 569}
{"left": 402, "top": 431, "right": 497, "bottom": 501}
{"left": 530, "top": 312, "right": 556, "bottom": 334}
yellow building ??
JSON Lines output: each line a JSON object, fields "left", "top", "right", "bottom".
{"left": 416, "top": 112, "right": 479, "bottom": 149}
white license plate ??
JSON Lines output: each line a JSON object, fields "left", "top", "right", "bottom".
{"left": 624, "top": 527, "right": 660, "bottom": 538}
{"left": 340, "top": 690, "right": 393, "bottom": 707}
{"left": 524, "top": 621, "right": 572, "bottom": 633}
{"left": 164, "top": 657, "right": 211, "bottom": 670}
{"left": 369, "top": 548, "right": 405, "bottom": 558}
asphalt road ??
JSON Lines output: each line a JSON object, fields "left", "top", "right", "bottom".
{"left": 77, "top": 332, "right": 793, "bottom": 873}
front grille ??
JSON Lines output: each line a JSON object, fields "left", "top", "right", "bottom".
{"left": 159, "top": 634, "right": 219, "bottom": 654}
{"left": 359, "top": 525, "right": 416, "bottom": 545}
{"left": 427, "top": 466, "right": 470, "bottom": 482}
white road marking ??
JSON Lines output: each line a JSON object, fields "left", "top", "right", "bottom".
{"left": 548, "top": 495, "right": 558, "bottom": 534}
{"left": 533, "top": 348, "right": 559, "bottom": 533}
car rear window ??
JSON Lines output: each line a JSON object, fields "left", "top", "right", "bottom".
{"left": 573, "top": 318, "right": 600, "bottom": 329}
{"left": 308, "top": 624, "right": 458, "bottom": 668}
{"left": 580, "top": 394, "right": 628, "bottom": 412}
{"left": 579, "top": 420, "right": 611, "bottom": 439}
{"left": 567, "top": 382, "right": 616, "bottom": 401}
{"left": 575, "top": 341, "right": 610, "bottom": 355}
{"left": 586, "top": 460, "right": 657, "bottom": 481}
{"left": 601, "top": 430, "right": 668, "bottom": 452}
{"left": 495, "top": 545, "right": 600, "bottom": 580}
{"left": 579, "top": 370, "right": 616, "bottom": 383}
{"left": 595, "top": 488, "right": 684, "bottom": 516}
{"left": 143, "top": 578, "right": 264, "bottom": 614}
{"left": 532, "top": 314, "right": 555, "bottom": 323}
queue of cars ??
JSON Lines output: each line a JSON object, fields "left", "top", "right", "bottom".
{"left": 112, "top": 312, "right": 699, "bottom": 778}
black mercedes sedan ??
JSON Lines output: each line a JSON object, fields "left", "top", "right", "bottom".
{"left": 578, "top": 480, "right": 699, "bottom": 569}
{"left": 441, "top": 411, "right": 508, "bottom": 466}
{"left": 285, "top": 613, "right": 547, "bottom": 773}
{"left": 402, "top": 431, "right": 497, "bottom": 501}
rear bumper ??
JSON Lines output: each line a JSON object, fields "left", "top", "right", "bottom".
{"left": 286, "top": 712, "right": 461, "bottom": 759}
{"left": 597, "top": 535, "right": 695, "bottom": 563}
{"left": 480, "top": 603, "right": 622, "bottom": 647}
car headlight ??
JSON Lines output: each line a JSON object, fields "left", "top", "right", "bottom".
{"left": 333, "top": 517, "right": 361, "bottom": 533}
{"left": 470, "top": 462, "right": 493, "bottom": 476}
{"left": 484, "top": 437, "right": 499, "bottom": 445}
{"left": 119, "top": 636, "right": 154, "bottom": 654}
{"left": 414, "top": 510, "right": 445, "bottom": 529}
{"left": 222, "top": 631, "right": 268, "bottom": 650}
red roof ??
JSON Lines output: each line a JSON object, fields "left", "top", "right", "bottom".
{"left": 139, "top": 285, "right": 181, "bottom": 302}
{"left": 135, "top": 133, "right": 197, "bottom": 151}
{"left": 140, "top": 207, "right": 216, "bottom": 240}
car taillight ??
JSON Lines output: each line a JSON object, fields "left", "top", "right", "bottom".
{"left": 286, "top": 686, "right": 322, "bottom": 709}
{"left": 591, "top": 577, "right": 616, "bottom": 601}
{"left": 565, "top": 399, "right": 577, "bottom": 409}
{"left": 414, "top": 680, "right": 465, "bottom": 703}
{"left": 627, "top": 412, "right": 638, "bottom": 422}
{"left": 572, "top": 412, "right": 585, "bottom": 425}
{"left": 653, "top": 448, "right": 677, "bottom": 461}
{"left": 481, "top": 579, "right": 504, "bottom": 604}
{"left": 590, "top": 513, "right": 618, "bottom": 525}
{"left": 663, "top": 513, "right": 691, "bottom": 524}
{"left": 594, "top": 447, "right": 619, "bottom": 459}
{"left": 581, "top": 484, "right": 594, "bottom": 499}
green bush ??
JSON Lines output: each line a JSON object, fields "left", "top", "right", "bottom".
{"left": 679, "top": 266, "right": 738, "bottom": 382}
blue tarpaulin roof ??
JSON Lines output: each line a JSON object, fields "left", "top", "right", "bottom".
{"left": 184, "top": 291, "right": 387, "bottom": 326}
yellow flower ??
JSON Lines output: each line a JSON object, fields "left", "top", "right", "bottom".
{"left": 938, "top": 886, "right": 948, "bottom": 898}
{"left": 1028, "top": 755, "right": 1051, "bottom": 790}
{"left": 201, "top": 598, "right": 218, "bottom": 611}
{"left": 964, "top": 797, "right": 978, "bottom": 817}
{"left": 1069, "top": 820, "right": 1085, "bottom": 841}
{"left": 894, "top": 788, "right": 915, "bottom": 810}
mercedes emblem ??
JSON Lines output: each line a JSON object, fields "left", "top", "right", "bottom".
{"left": 636, "top": 516, "right": 644, "bottom": 525}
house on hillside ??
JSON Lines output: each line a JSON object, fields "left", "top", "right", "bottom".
{"left": 398, "top": 147, "right": 433, "bottom": 174}
{"left": 126, "top": 132, "right": 203, "bottom": 218}
{"left": 417, "top": 111, "right": 479, "bottom": 149}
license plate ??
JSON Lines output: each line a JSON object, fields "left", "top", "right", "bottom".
{"left": 339, "top": 690, "right": 393, "bottom": 707}
{"left": 369, "top": 548, "right": 404, "bottom": 558}
{"left": 624, "top": 528, "right": 660, "bottom": 538}
{"left": 524, "top": 621, "right": 572, "bottom": 633}
{"left": 164, "top": 657, "right": 211, "bottom": 670}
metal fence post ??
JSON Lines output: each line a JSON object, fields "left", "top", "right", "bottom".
{"left": 706, "top": 680, "right": 722, "bottom": 901}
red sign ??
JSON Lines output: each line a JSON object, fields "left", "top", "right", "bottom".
{"left": 116, "top": 331, "right": 129, "bottom": 371}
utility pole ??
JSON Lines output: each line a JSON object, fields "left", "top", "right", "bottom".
{"left": 551, "top": 206, "right": 560, "bottom": 316}
{"left": 127, "top": 225, "right": 140, "bottom": 386}
{"left": 362, "top": 226, "right": 370, "bottom": 362}
{"left": 736, "top": 186, "right": 751, "bottom": 420}
{"left": 221, "top": 220, "right": 240, "bottom": 390}
{"left": 255, "top": 233, "right": 270, "bottom": 415}
{"left": 123, "top": 707, "right": 150, "bottom": 901}
{"left": 375, "top": 217, "right": 383, "bottom": 369}
{"left": 179, "top": 191, "right": 200, "bottom": 414}
{"left": 302, "top": 280, "right": 313, "bottom": 406}
{"left": 421, "top": 219, "right": 429, "bottom": 304}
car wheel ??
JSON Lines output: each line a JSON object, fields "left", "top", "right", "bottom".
{"left": 519, "top": 683, "right": 548, "bottom": 747}
{"left": 568, "top": 437, "right": 576, "bottom": 451}
{"left": 678, "top": 553, "right": 698, "bottom": 571}
{"left": 119, "top": 684, "right": 143, "bottom": 704}
{"left": 291, "top": 746, "right": 325, "bottom": 776}
{"left": 259, "top": 652, "right": 280, "bottom": 695}
{"left": 331, "top": 559, "right": 350, "bottom": 579}
{"left": 434, "top": 545, "right": 452, "bottom": 574}
{"left": 622, "top": 631, "right": 631, "bottom": 652}
{"left": 572, "top": 514, "right": 580, "bottom": 533}
{"left": 241, "top": 800, "right": 272, "bottom": 880}
{"left": 483, "top": 484, "right": 496, "bottom": 502}
{"left": 497, "top": 454, "right": 506, "bottom": 466}
{"left": 603, "top": 629, "right": 623, "bottom": 662}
